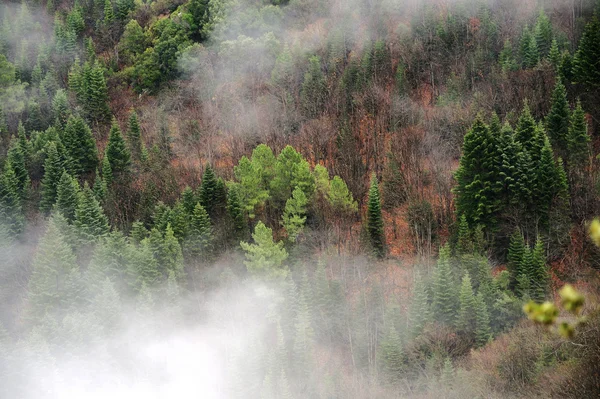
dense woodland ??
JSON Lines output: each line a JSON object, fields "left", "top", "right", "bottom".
{"left": 1, "top": 0, "right": 600, "bottom": 397}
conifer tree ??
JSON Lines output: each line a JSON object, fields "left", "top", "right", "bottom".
{"left": 300, "top": 55, "right": 326, "bottom": 119}
{"left": 6, "top": 137, "right": 29, "bottom": 199}
{"left": 40, "top": 142, "right": 64, "bottom": 213}
{"left": 507, "top": 229, "right": 526, "bottom": 289}
{"left": 327, "top": 175, "right": 358, "bottom": 213}
{"left": 456, "top": 214, "right": 473, "bottom": 255}
{"left": 227, "top": 184, "right": 247, "bottom": 238}
{"left": 27, "top": 215, "right": 79, "bottom": 319}
{"left": 161, "top": 224, "right": 186, "bottom": 281}
{"left": 572, "top": 15, "right": 600, "bottom": 86}
{"left": 567, "top": 100, "right": 590, "bottom": 167}
{"left": 52, "top": 89, "right": 70, "bottom": 128}
{"left": 233, "top": 156, "right": 269, "bottom": 219}
{"left": 126, "top": 110, "right": 142, "bottom": 160}
{"left": 546, "top": 79, "right": 570, "bottom": 157}
{"left": 534, "top": 9, "right": 553, "bottom": 59}
{"left": 61, "top": 115, "right": 98, "bottom": 177}
{"left": 181, "top": 186, "right": 197, "bottom": 216}
{"left": 55, "top": 171, "right": 80, "bottom": 222}
{"left": 105, "top": 119, "right": 131, "bottom": 177}
{"left": 281, "top": 187, "right": 307, "bottom": 242}
{"left": 185, "top": 203, "right": 213, "bottom": 259}
{"left": 293, "top": 278, "right": 314, "bottom": 382}
{"left": 367, "top": 173, "right": 385, "bottom": 258}
{"left": 241, "top": 222, "right": 289, "bottom": 279}
{"left": 474, "top": 291, "right": 492, "bottom": 347}
{"left": 457, "top": 272, "right": 477, "bottom": 334}
{"left": 82, "top": 61, "right": 110, "bottom": 123}
{"left": 93, "top": 169, "right": 108, "bottom": 202}
{"left": 101, "top": 155, "right": 113, "bottom": 186}
{"left": 548, "top": 39, "right": 561, "bottom": 70}
{"left": 517, "top": 246, "right": 533, "bottom": 298}
{"left": 525, "top": 34, "right": 539, "bottom": 68}
{"left": 378, "top": 323, "right": 404, "bottom": 385}
{"left": 0, "top": 162, "right": 25, "bottom": 235}
{"left": 432, "top": 246, "right": 457, "bottom": 325}
{"left": 74, "top": 183, "right": 109, "bottom": 239}
{"left": 408, "top": 271, "right": 430, "bottom": 337}
{"left": 199, "top": 164, "right": 218, "bottom": 218}
{"left": 515, "top": 103, "right": 540, "bottom": 157}
{"left": 529, "top": 238, "right": 548, "bottom": 302}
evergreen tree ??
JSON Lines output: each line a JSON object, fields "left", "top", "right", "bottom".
{"left": 474, "top": 291, "right": 492, "bottom": 347}
{"left": 281, "top": 187, "right": 307, "bottom": 242}
{"left": 0, "top": 162, "right": 25, "bottom": 235}
{"left": 367, "top": 173, "right": 385, "bottom": 258}
{"left": 74, "top": 183, "right": 109, "bottom": 239}
{"left": 227, "top": 184, "right": 247, "bottom": 238}
{"left": 293, "top": 278, "right": 314, "bottom": 382}
{"left": 515, "top": 103, "right": 541, "bottom": 157}
{"left": 105, "top": 119, "right": 131, "bottom": 176}
{"left": 567, "top": 100, "right": 590, "bottom": 167}
{"left": 432, "top": 246, "right": 457, "bottom": 325}
{"left": 185, "top": 203, "right": 213, "bottom": 259}
{"left": 534, "top": 9, "right": 553, "bottom": 59}
{"left": 525, "top": 33, "right": 539, "bottom": 68}
{"left": 240, "top": 222, "right": 289, "bottom": 279}
{"left": 548, "top": 39, "right": 561, "bottom": 70}
{"left": 377, "top": 323, "right": 404, "bottom": 385}
{"left": 27, "top": 215, "right": 79, "bottom": 319}
{"left": 181, "top": 186, "right": 197, "bottom": 215}
{"left": 300, "top": 55, "right": 326, "bottom": 119}
{"left": 546, "top": 79, "right": 570, "bottom": 157}
{"left": 52, "top": 89, "right": 70, "bottom": 128}
{"left": 55, "top": 171, "right": 80, "bottom": 222}
{"left": 103, "top": 0, "right": 115, "bottom": 26}
{"left": 408, "top": 271, "right": 430, "bottom": 337}
{"left": 82, "top": 61, "right": 110, "bottom": 123}
{"left": 456, "top": 214, "right": 473, "bottom": 255}
{"left": 40, "top": 142, "right": 64, "bottom": 213}
{"left": 529, "top": 238, "right": 548, "bottom": 302}
{"left": 61, "top": 115, "right": 98, "bottom": 177}
{"left": 6, "top": 137, "right": 29, "bottom": 199}
{"left": 126, "top": 110, "right": 142, "bottom": 160}
{"left": 199, "top": 164, "right": 218, "bottom": 219}
{"left": 573, "top": 16, "right": 600, "bottom": 86}
{"left": 457, "top": 272, "right": 477, "bottom": 334}
{"left": 101, "top": 154, "right": 113, "bottom": 186}
{"left": 233, "top": 156, "right": 269, "bottom": 219}
{"left": 507, "top": 229, "right": 526, "bottom": 289}
{"left": 161, "top": 224, "right": 186, "bottom": 281}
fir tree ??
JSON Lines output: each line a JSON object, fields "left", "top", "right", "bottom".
{"left": 548, "top": 39, "right": 561, "bottom": 70}
{"left": 101, "top": 155, "right": 113, "bottom": 186}
{"left": 82, "top": 61, "right": 110, "bottom": 123}
{"left": 457, "top": 272, "right": 477, "bottom": 334}
{"left": 378, "top": 323, "right": 404, "bottom": 385}
{"left": 105, "top": 119, "right": 131, "bottom": 177}
{"left": 61, "top": 115, "right": 98, "bottom": 177}
{"left": 546, "top": 79, "right": 570, "bottom": 157}
{"left": 507, "top": 229, "right": 526, "bottom": 289}
{"left": 0, "top": 162, "right": 25, "bottom": 235}
{"left": 6, "top": 136, "right": 29, "bottom": 199}
{"left": 474, "top": 291, "right": 492, "bottom": 347}
{"left": 534, "top": 9, "right": 553, "bottom": 59}
{"left": 199, "top": 164, "right": 218, "bottom": 219}
{"left": 227, "top": 184, "right": 247, "bottom": 238}
{"left": 408, "top": 271, "right": 430, "bottom": 337}
{"left": 367, "top": 173, "right": 385, "bottom": 258}
{"left": 74, "top": 183, "right": 109, "bottom": 239}
{"left": 40, "top": 142, "right": 64, "bottom": 213}
{"left": 456, "top": 214, "right": 474, "bottom": 255}
{"left": 432, "top": 246, "right": 458, "bottom": 325}
{"left": 55, "top": 170, "right": 80, "bottom": 222}
{"left": 567, "top": 100, "right": 590, "bottom": 167}
{"left": 52, "top": 89, "right": 70, "bottom": 128}
{"left": 572, "top": 15, "right": 600, "bottom": 86}
{"left": 185, "top": 203, "right": 213, "bottom": 259}
{"left": 529, "top": 238, "right": 548, "bottom": 302}
{"left": 126, "top": 110, "right": 142, "bottom": 160}
{"left": 181, "top": 186, "right": 197, "bottom": 215}
{"left": 240, "top": 222, "right": 289, "bottom": 279}
{"left": 161, "top": 224, "right": 186, "bottom": 281}
{"left": 300, "top": 55, "right": 326, "bottom": 119}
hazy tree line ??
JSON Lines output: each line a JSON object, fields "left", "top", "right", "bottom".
{"left": 1, "top": 0, "right": 600, "bottom": 398}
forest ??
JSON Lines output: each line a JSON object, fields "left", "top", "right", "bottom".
{"left": 1, "top": 0, "right": 600, "bottom": 397}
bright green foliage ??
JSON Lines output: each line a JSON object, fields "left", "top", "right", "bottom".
{"left": 548, "top": 39, "right": 561, "bottom": 69}
{"left": 240, "top": 222, "right": 289, "bottom": 279}
{"left": 271, "top": 145, "right": 314, "bottom": 204}
{"left": 119, "top": 19, "right": 147, "bottom": 63}
{"left": 103, "top": 0, "right": 115, "bottom": 26}
{"left": 534, "top": 9, "right": 553, "bottom": 58}
{"left": 378, "top": 323, "right": 404, "bottom": 384}
{"left": 199, "top": 165, "right": 218, "bottom": 218}
{"left": 507, "top": 229, "right": 526, "bottom": 289}
{"left": 573, "top": 16, "right": 600, "bottom": 86}
{"left": 66, "top": 6, "right": 85, "bottom": 37}
{"left": 457, "top": 272, "right": 477, "bottom": 333}
{"left": 55, "top": 171, "right": 80, "bottom": 222}
{"left": 529, "top": 238, "right": 548, "bottom": 302}
{"left": 281, "top": 187, "right": 307, "bottom": 242}
{"left": 40, "top": 142, "right": 64, "bottom": 213}
{"left": 546, "top": 79, "right": 570, "bottom": 157}
{"left": 27, "top": 215, "right": 79, "bottom": 319}
{"left": 301, "top": 55, "right": 326, "bottom": 119}
{"left": 313, "top": 164, "right": 330, "bottom": 197}
{"left": 567, "top": 100, "right": 590, "bottom": 166}
{"left": 454, "top": 116, "right": 500, "bottom": 232}
{"left": 105, "top": 120, "right": 131, "bottom": 176}
{"left": 101, "top": 154, "right": 113, "bottom": 186}
{"left": 474, "top": 291, "right": 492, "bottom": 347}
{"left": 161, "top": 224, "right": 186, "bottom": 281}
{"left": 233, "top": 156, "right": 268, "bottom": 219}
{"left": 432, "top": 245, "right": 457, "bottom": 325}
{"left": 227, "top": 184, "right": 246, "bottom": 237}
{"left": 6, "top": 137, "right": 29, "bottom": 200}
{"left": 74, "top": 183, "right": 110, "bottom": 239}
{"left": 499, "top": 39, "right": 518, "bottom": 72}
{"left": 168, "top": 202, "right": 190, "bottom": 241}
{"left": 408, "top": 271, "right": 430, "bottom": 337}
{"left": 61, "top": 115, "right": 98, "bottom": 177}
{"left": 185, "top": 203, "right": 213, "bottom": 259}
{"left": 367, "top": 173, "right": 385, "bottom": 258}
{"left": 52, "top": 89, "right": 70, "bottom": 128}
{"left": 126, "top": 110, "right": 142, "bottom": 160}
{"left": 0, "top": 161, "right": 24, "bottom": 235}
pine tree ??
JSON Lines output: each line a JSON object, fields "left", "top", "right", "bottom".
{"left": 233, "top": 156, "right": 269, "bottom": 219}
{"left": 432, "top": 245, "right": 458, "bottom": 325}
{"left": 378, "top": 323, "right": 404, "bottom": 385}
{"left": 534, "top": 9, "right": 553, "bottom": 59}
{"left": 515, "top": 103, "right": 541, "bottom": 157}
{"left": 525, "top": 33, "right": 539, "bottom": 68}
{"left": 199, "top": 164, "right": 218, "bottom": 219}
{"left": 52, "top": 89, "right": 70, "bottom": 128}
{"left": 300, "top": 55, "right": 326, "bottom": 119}
{"left": 227, "top": 184, "right": 247, "bottom": 238}
{"left": 126, "top": 110, "right": 142, "bottom": 160}
{"left": 103, "top": 0, "right": 115, "bottom": 26}
{"left": 567, "top": 100, "right": 590, "bottom": 167}
{"left": 548, "top": 39, "right": 561, "bottom": 70}
{"left": 181, "top": 186, "right": 197, "bottom": 215}
{"left": 0, "top": 162, "right": 25, "bottom": 235}
{"left": 456, "top": 214, "right": 473, "bottom": 255}
{"left": 474, "top": 291, "right": 492, "bottom": 347}
{"left": 456, "top": 272, "right": 477, "bottom": 334}
{"left": 40, "top": 142, "right": 64, "bottom": 213}
{"left": 281, "top": 187, "right": 307, "bottom": 242}
{"left": 82, "top": 61, "right": 110, "bottom": 123}
{"left": 101, "top": 154, "right": 113, "bottom": 186}
{"left": 572, "top": 16, "right": 600, "bottom": 86}
{"left": 507, "top": 229, "right": 526, "bottom": 289}
{"left": 240, "top": 222, "right": 289, "bottom": 279}
{"left": 161, "top": 224, "right": 186, "bottom": 281}
{"left": 408, "top": 271, "right": 430, "bottom": 337}
{"left": 105, "top": 119, "right": 131, "bottom": 176}
{"left": 293, "top": 278, "right": 314, "bottom": 382}
{"left": 61, "top": 115, "right": 98, "bottom": 177}
{"left": 74, "top": 183, "right": 109, "bottom": 239}
{"left": 6, "top": 136, "right": 29, "bottom": 199}
{"left": 55, "top": 171, "right": 80, "bottom": 222}
{"left": 27, "top": 215, "right": 79, "bottom": 319}
{"left": 529, "top": 238, "right": 548, "bottom": 302}
{"left": 546, "top": 79, "right": 570, "bottom": 157}
{"left": 367, "top": 173, "right": 385, "bottom": 258}
{"left": 184, "top": 203, "right": 213, "bottom": 259}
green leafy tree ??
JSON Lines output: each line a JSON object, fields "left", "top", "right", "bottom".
{"left": 281, "top": 187, "right": 308, "bottom": 242}
{"left": 40, "top": 142, "right": 64, "bottom": 213}
{"left": 367, "top": 173, "right": 385, "bottom": 258}
{"left": 55, "top": 170, "right": 80, "bottom": 222}
{"left": 74, "top": 183, "right": 110, "bottom": 239}
{"left": 105, "top": 119, "right": 131, "bottom": 176}
{"left": 240, "top": 221, "right": 289, "bottom": 279}
{"left": 61, "top": 115, "right": 98, "bottom": 177}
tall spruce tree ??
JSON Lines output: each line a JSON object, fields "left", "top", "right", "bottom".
{"left": 529, "top": 238, "right": 548, "bottom": 302}
{"left": 457, "top": 272, "right": 477, "bottom": 334}
{"left": 0, "top": 162, "right": 25, "bottom": 235}
{"left": 126, "top": 110, "right": 142, "bottom": 160}
{"left": 546, "top": 79, "right": 570, "bottom": 157}
{"left": 573, "top": 15, "right": 600, "bottom": 86}
{"left": 377, "top": 323, "right": 404, "bottom": 385}
{"left": 61, "top": 115, "right": 98, "bottom": 177}
{"left": 184, "top": 203, "right": 213, "bottom": 259}
{"left": 74, "top": 183, "right": 109, "bottom": 239}
{"left": 432, "top": 245, "right": 457, "bottom": 325}
{"left": 40, "top": 142, "right": 64, "bottom": 213}
{"left": 55, "top": 170, "right": 80, "bottom": 222}
{"left": 105, "top": 119, "right": 131, "bottom": 177}
{"left": 474, "top": 291, "right": 492, "bottom": 347}
{"left": 507, "top": 229, "right": 526, "bottom": 289}
{"left": 199, "top": 164, "right": 218, "bottom": 219}
{"left": 567, "top": 100, "right": 590, "bottom": 167}
{"left": 367, "top": 173, "right": 385, "bottom": 258}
